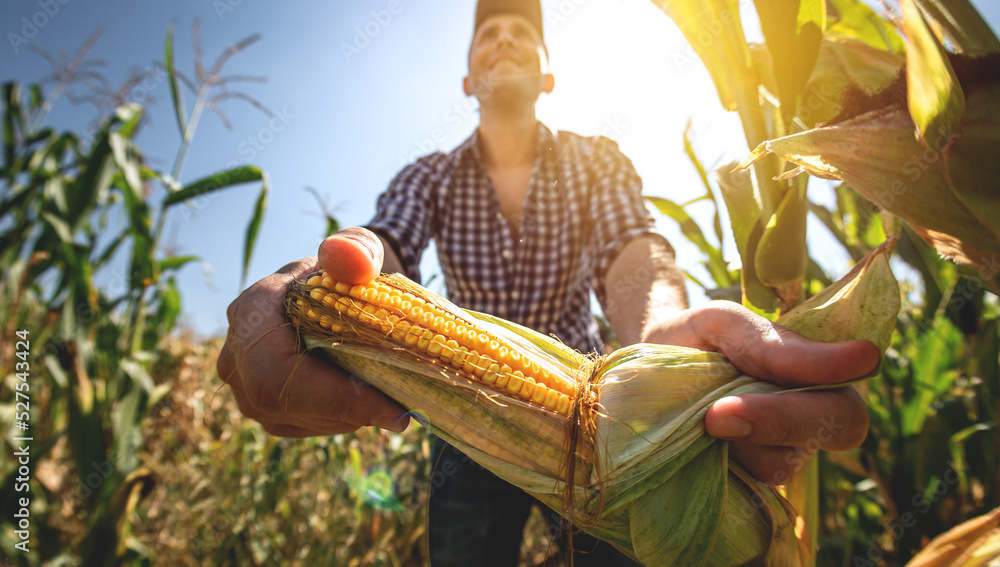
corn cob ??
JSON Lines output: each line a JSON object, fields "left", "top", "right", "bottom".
{"left": 292, "top": 271, "right": 580, "bottom": 416}
{"left": 283, "top": 245, "right": 899, "bottom": 567}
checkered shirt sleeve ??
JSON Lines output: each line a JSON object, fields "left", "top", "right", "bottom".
{"left": 365, "top": 156, "right": 443, "bottom": 282}
{"left": 585, "top": 136, "right": 664, "bottom": 306}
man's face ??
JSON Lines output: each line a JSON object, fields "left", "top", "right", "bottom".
{"left": 464, "top": 13, "right": 552, "bottom": 104}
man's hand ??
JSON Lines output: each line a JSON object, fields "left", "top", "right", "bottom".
{"left": 217, "top": 228, "right": 410, "bottom": 436}
{"left": 642, "top": 302, "right": 877, "bottom": 485}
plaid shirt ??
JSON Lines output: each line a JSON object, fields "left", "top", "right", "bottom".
{"left": 366, "top": 122, "right": 665, "bottom": 354}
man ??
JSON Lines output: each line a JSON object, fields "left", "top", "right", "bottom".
{"left": 217, "top": 0, "right": 877, "bottom": 564}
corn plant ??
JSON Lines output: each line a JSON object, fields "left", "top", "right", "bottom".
{"left": 648, "top": 0, "right": 1000, "bottom": 564}
{"left": 0, "top": 23, "right": 269, "bottom": 565}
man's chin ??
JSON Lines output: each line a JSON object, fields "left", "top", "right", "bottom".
{"left": 470, "top": 74, "right": 543, "bottom": 102}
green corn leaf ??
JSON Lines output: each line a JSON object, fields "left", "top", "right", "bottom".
{"left": 242, "top": 182, "right": 268, "bottom": 287}
{"left": 827, "top": 0, "right": 905, "bottom": 53}
{"left": 164, "top": 165, "right": 266, "bottom": 206}
{"left": 736, "top": 72, "right": 1000, "bottom": 280}
{"left": 3, "top": 82, "right": 25, "bottom": 169}
{"left": 754, "top": 0, "right": 825, "bottom": 123}
{"left": 164, "top": 25, "right": 187, "bottom": 138}
{"left": 159, "top": 255, "right": 200, "bottom": 272}
{"left": 901, "top": 316, "right": 961, "bottom": 435}
{"left": 681, "top": 120, "right": 725, "bottom": 245}
{"left": 115, "top": 103, "right": 144, "bottom": 140}
{"left": 109, "top": 132, "right": 143, "bottom": 199}
{"left": 716, "top": 164, "right": 777, "bottom": 316}
{"left": 649, "top": 0, "right": 755, "bottom": 112}
{"left": 902, "top": 0, "right": 966, "bottom": 149}
{"left": 912, "top": 0, "right": 1000, "bottom": 54}
{"left": 41, "top": 211, "right": 73, "bottom": 243}
{"left": 67, "top": 121, "right": 116, "bottom": 232}
{"left": 647, "top": 196, "right": 732, "bottom": 287}
{"left": 93, "top": 228, "right": 129, "bottom": 269}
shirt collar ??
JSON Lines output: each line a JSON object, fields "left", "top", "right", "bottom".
{"left": 451, "top": 121, "right": 557, "bottom": 168}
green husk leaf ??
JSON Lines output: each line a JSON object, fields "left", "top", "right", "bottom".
{"left": 287, "top": 273, "right": 814, "bottom": 566}
{"left": 778, "top": 238, "right": 900, "bottom": 354}
{"left": 629, "top": 440, "right": 726, "bottom": 567}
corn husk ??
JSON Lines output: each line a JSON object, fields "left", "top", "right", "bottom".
{"left": 905, "top": 507, "right": 1000, "bottom": 567}
{"left": 285, "top": 244, "right": 899, "bottom": 566}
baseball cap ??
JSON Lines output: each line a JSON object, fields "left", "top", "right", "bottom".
{"left": 474, "top": 0, "right": 545, "bottom": 46}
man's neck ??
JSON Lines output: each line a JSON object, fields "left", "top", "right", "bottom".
{"left": 477, "top": 106, "right": 538, "bottom": 169}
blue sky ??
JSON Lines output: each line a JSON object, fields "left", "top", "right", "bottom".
{"left": 3, "top": 0, "right": 999, "bottom": 336}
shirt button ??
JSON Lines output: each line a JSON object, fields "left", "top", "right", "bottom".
{"left": 496, "top": 212, "right": 505, "bottom": 221}
{"left": 501, "top": 249, "right": 513, "bottom": 259}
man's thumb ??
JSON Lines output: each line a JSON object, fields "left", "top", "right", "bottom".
{"left": 318, "top": 227, "right": 384, "bottom": 284}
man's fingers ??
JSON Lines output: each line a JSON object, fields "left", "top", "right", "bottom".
{"left": 690, "top": 303, "right": 881, "bottom": 387}
{"left": 705, "top": 388, "right": 869, "bottom": 451}
{"left": 237, "top": 324, "right": 406, "bottom": 425}
{"left": 318, "top": 227, "right": 384, "bottom": 284}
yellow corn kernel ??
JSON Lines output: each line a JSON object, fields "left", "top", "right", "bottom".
{"left": 440, "top": 339, "right": 459, "bottom": 362}
{"left": 531, "top": 382, "right": 548, "bottom": 405}
{"left": 556, "top": 394, "right": 571, "bottom": 416}
{"left": 417, "top": 329, "right": 434, "bottom": 350}
{"left": 495, "top": 364, "right": 512, "bottom": 389}
{"left": 376, "top": 309, "right": 392, "bottom": 333}
{"left": 427, "top": 334, "right": 446, "bottom": 356}
{"left": 404, "top": 324, "right": 422, "bottom": 347}
{"left": 508, "top": 350, "right": 524, "bottom": 374}
{"left": 392, "top": 319, "right": 411, "bottom": 342}
{"left": 472, "top": 355, "right": 490, "bottom": 379}
{"left": 506, "top": 371, "right": 524, "bottom": 395}
{"left": 361, "top": 287, "right": 378, "bottom": 302}
{"left": 451, "top": 346, "right": 469, "bottom": 368}
{"left": 459, "top": 329, "right": 477, "bottom": 350}
{"left": 482, "top": 362, "right": 500, "bottom": 385}
{"left": 419, "top": 311, "right": 435, "bottom": 328}
{"left": 495, "top": 345, "right": 509, "bottom": 367}
{"left": 319, "top": 314, "right": 335, "bottom": 329}
{"left": 544, "top": 388, "right": 559, "bottom": 409}
{"left": 334, "top": 297, "right": 351, "bottom": 314}
{"left": 462, "top": 352, "right": 481, "bottom": 375}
